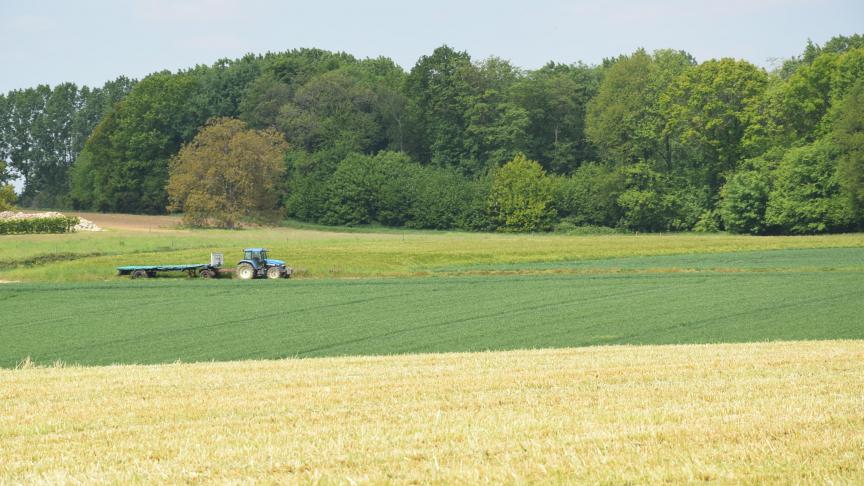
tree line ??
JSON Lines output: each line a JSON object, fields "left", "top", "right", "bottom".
{"left": 1, "top": 35, "right": 862, "bottom": 234}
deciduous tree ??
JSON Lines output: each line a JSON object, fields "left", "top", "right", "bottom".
{"left": 167, "top": 118, "right": 289, "bottom": 228}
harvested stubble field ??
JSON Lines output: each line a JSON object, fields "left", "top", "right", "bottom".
{"left": 2, "top": 341, "right": 863, "bottom": 484}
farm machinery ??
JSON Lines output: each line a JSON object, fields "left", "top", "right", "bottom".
{"left": 117, "top": 248, "right": 293, "bottom": 280}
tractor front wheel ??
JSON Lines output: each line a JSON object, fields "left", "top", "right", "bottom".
{"left": 236, "top": 263, "right": 255, "bottom": 280}
{"left": 266, "top": 267, "right": 283, "bottom": 279}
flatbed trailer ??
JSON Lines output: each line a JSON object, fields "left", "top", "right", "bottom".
{"left": 117, "top": 253, "right": 226, "bottom": 279}
{"left": 117, "top": 263, "right": 223, "bottom": 279}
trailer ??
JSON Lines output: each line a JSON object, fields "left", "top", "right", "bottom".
{"left": 117, "top": 253, "right": 225, "bottom": 279}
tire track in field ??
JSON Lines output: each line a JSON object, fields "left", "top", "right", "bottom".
{"left": 48, "top": 290, "right": 419, "bottom": 356}
{"left": 293, "top": 285, "right": 666, "bottom": 357}
{"left": 597, "top": 289, "right": 864, "bottom": 345}
{"left": 0, "top": 286, "right": 233, "bottom": 330}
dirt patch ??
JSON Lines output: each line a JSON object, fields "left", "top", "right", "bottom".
{"left": 66, "top": 212, "right": 182, "bottom": 231}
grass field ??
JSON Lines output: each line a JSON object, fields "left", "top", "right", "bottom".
{"left": 2, "top": 341, "right": 862, "bottom": 483}
{"left": 2, "top": 249, "right": 863, "bottom": 367}
{"left": 1, "top": 212, "right": 863, "bottom": 282}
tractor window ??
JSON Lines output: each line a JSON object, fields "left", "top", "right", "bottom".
{"left": 260, "top": 250, "right": 268, "bottom": 261}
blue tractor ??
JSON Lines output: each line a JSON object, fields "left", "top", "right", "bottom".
{"left": 236, "top": 248, "right": 293, "bottom": 280}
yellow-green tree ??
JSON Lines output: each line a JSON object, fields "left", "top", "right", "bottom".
{"left": 167, "top": 118, "right": 289, "bottom": 228}
{"left": 488, "top": 153, "right": 556, "bottom": 232}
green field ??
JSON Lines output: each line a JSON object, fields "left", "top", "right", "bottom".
{"left": 3, "top": 247, "right": 863, "bottom": 368}
{"left": 2, "top": 218, "right": 864, "bottom": 282}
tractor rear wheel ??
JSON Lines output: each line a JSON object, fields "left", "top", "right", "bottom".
{"left": 131, "top": 270, "right": 149, "bottom": 279}
{"left": 266, "top": 267, "right": 283, "bottom": 279}
{"left": 236, "top": 263, "right": 255, "bottom": 280}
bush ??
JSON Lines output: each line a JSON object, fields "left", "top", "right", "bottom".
{"left": 765, "top": 140, "right": 853, "bottom": 234}
{"left": 0, "top": 216, "right": 79, "bottom": 235}
{"left": 283, "top": 147, "right": 346, "bottom": 222}
{"left": 615, "top": 163, "right": 709, "bottom": 232}
{"left": 720, "top": 170, "right": 771, "bottom": 234}
{"left": 550, "top": 164, "right": 624, "bottom": 227}
{"left": 488, "top": 153, "right": 556, "bottom": 232}
{"left": 322, "top": 151, "right": 421, "bottom": 226}
{"left": 0, "top": 185, "right": 15, "bottom": 211}
{"left": 693, "top": 210, "right": 722, "bottom": 233}
{"left": 616, "top": 163, "right": 672, "bottom": 232}
{"left": 407, "top": 167, "right": 476, "bottom": 230}
{"left": 454, "top": 176, "right": 496, "bottom": 231}
{"left": 553, "top": 218, "right": 622, "bottom": 235}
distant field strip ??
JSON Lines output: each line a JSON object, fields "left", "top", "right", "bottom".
{"left": 2, "top": 266, "right": 862, "bottom": 367}
{"left": 2, "top": 227, "right": 863, "bottom": 282}
{"left": 435, "top": 246, "right": 864, "bottom": 274}
{"left": 2, "top": 341, "right": 862, "bottom": 483}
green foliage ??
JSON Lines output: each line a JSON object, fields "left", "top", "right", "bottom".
{"left": 586, "top": 49, "right": 693, "bottom": 166}
{"left": 550, "top": 163, "right": 624, "bottom": 227}
{"left": 0, "top": 184, "right": 15, "bottom": 211}
{"left": 488, "top": 153, "right": 556, "bottom": 232}
{"left": 406, "top": 167, "right": 483, "bottom": 230}
{"left": 0, "top": 78, "right": 135, "bottom": 207}
{"left": 278, "top": 69, "right": 386, "bottom": 153}
{"left": 720, "top": 169, "right": 772, "bottom": 234}
{"left": 509, "top": 62, "right": 600, "bottom": 172}
{"left": 616, "top": 163, "right": 672, "bottom": 231}
{"left": 70, "top": 72, "right": 206, "bottom": 213}
{"left": 692, "top": 210, "right": 721, "bottom": 233}
{"left": 661, "top": 58, "right": 769, "bottom": 195}
{"left": 8, "top": 37, "right": 864, "bottom": 234}
{"left": 239, "top": 73, "right": 293, "bottom": 129}
{"left": 777, "top": 47, "right": 864, "bottom": 144}
{"left": 283, "top": 146, "right": 347, "bottom": 222}
{"left": 322, "top": 151, "right": 420, "bottom": 226}
{"left": 405, "top": 46, "right": 477, "bottom": 168}
{"left": 0, "top": 216, "right": 78, "bottom": 235}
{"left": 832, "top": 78, "right": 864, "bottom": 226}
{"left": 766, "top": 140, "right": 853, "bottom": 234}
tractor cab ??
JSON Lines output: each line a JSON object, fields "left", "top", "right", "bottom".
{"left": 243, "top": 248, "right": 268, "bottom": 268}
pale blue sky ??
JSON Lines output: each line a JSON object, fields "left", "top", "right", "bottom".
{"left": 0, "top": 0, "right": 862, "bottom": 92}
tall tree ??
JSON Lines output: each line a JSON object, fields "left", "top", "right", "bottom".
{"left": 3, "top": 86, "right": 50, "bottom": 194}
{"left": 832, "top": 78, "right": 864, "bottom": 225}
{"left": 661, "top": 58, "right": 768, "bottom": 198}
{"left": 586, "top": 49, "right": 657, "bottom": 165}
{"left": 167, "top": 117, "right": 289, "bottom": 228}
{"left": 511, "top": 62, "right": 600, "bottom": 173}
{"left": 71, "top": 72, "right": 204, "bottom": 213}
{"left": 405, "top": 45, "right": 477, "bottom": 169}
{"left": 463, "top": 57, "right": 529, "bottom": 172}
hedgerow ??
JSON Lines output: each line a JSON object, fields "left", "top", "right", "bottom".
{"left": 0, "top": 216, "right": 79, "bottom": 235}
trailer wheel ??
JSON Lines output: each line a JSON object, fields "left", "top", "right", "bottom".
{"left": 131, "top": 270, "right": 149, "bottom": 279}
{"left": 237, "top": 263, "right": 255, "bottom": 280}
{"left": 266, "top": 267, "right": 283, "bottom": 279}
{"left": 199, "top": 269, "right": 215, "bottom": 279}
